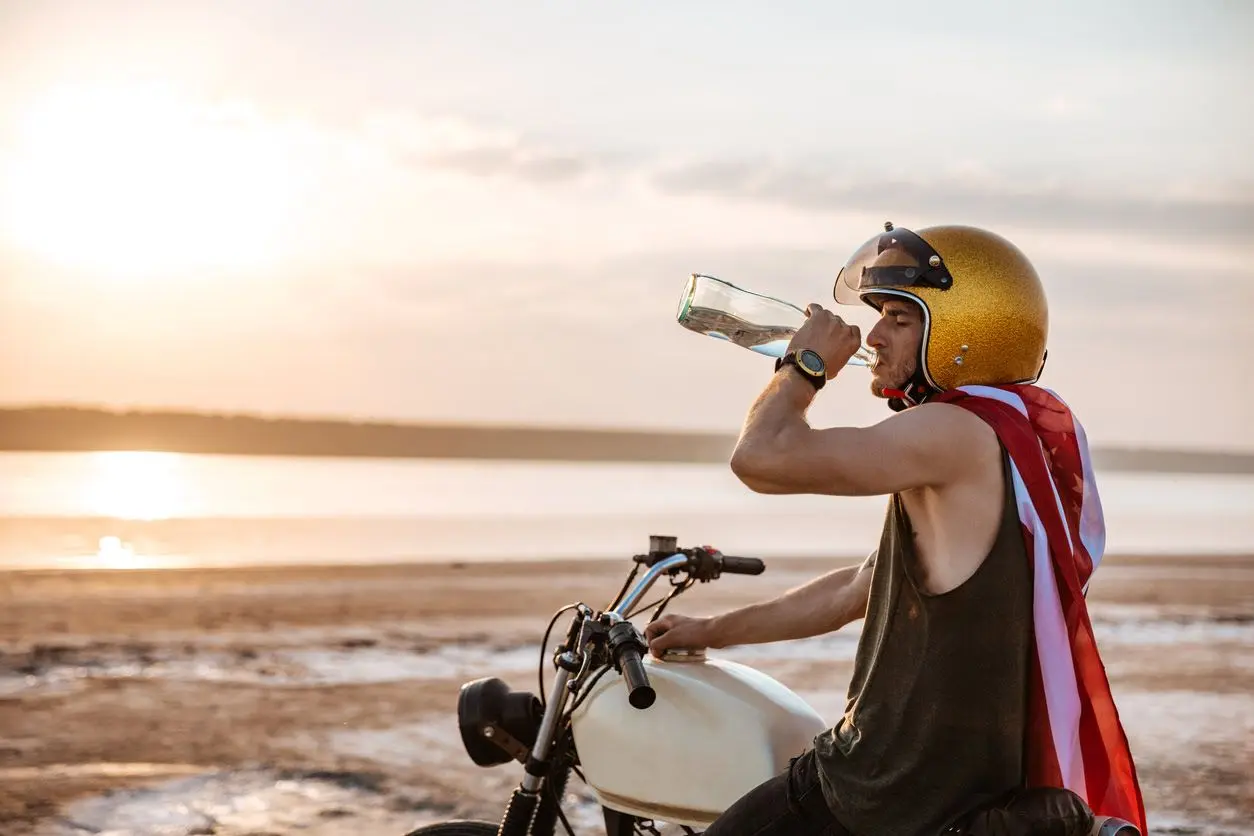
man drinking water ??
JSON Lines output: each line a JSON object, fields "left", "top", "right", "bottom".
{"left": 646, "top": 223, "right": 1146, "bottom": 835}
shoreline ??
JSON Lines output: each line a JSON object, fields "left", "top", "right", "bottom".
{"left": 5, "top": 551, "right": 1251, "bottom": 648}
{"left": 4, "top": 548, "right": 1252, "bottom": 575}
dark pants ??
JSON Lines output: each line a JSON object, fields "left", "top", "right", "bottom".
{"left": 702, "top": 749, "right": 852, "bottom": 836}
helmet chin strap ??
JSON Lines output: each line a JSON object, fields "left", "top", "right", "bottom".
{"left": 883, "top": 364, "right": 938, "bottom": 413}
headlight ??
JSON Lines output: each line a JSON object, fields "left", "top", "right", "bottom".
{"left": 457, "top": 677, "right": 543, "bottom": 767}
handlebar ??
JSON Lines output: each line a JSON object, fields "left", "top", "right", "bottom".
{"left": 608, "top": 621, "right": 656, "bottom": 709}
{"left": 593, "top": 538, "right": 764, "bottom": 709}
{"left": 719, "top": 555, "right": 765, "bottom": 575}
{"left": 614, "top": 544, "right": 767, "bottom": 618}
{"left": 619, "top": 646, "right": 655, "bottom": 709}
{"left": 632, "top": 544, "right": 766, "bottom": 580}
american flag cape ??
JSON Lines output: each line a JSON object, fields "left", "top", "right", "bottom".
{"left": 931, "top": 383, "right": 1147, "bottom": 833}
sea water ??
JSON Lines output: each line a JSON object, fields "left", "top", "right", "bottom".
{"left": 0, "top": 451, "right": 1251, "bottom": 569}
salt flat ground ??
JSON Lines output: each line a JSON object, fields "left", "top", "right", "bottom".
{"left": 1, "top": 554, "right": 1251, "bottom": 835}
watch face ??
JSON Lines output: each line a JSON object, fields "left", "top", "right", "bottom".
{"left": 798, "top": 349, "right": 826, "bottom": 377}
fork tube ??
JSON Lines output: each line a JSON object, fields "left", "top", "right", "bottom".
{"left": 530, "top": 733, "right": 572, "bottom": 836}
{"left": 521, "top": 666, "right": 572, "bottom": 792}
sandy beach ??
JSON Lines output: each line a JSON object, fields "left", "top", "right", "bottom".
{"left": 2, "top": 554, "right": 1252, "bottom": 835}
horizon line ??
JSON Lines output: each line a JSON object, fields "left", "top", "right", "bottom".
{"left": 2, "top": 404, "right": 1253, "bottom": 474}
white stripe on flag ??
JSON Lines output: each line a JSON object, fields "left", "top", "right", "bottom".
{"left": 1010, "top": 457, "right": 1089, "bottom": 801}
{"left": 958, "top": 384, "right": 1029, "bottom": 418}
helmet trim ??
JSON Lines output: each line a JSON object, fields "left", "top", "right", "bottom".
{"left": 859, "top": 287, "right": 942, "bottom": 392}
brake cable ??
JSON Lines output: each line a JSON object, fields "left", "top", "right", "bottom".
{"left": 537, "top": 603, "right": 579, "bottom": 710}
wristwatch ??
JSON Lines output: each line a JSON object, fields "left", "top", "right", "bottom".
{"left": 775, "top": 349, "right": 827, "bottom": 390}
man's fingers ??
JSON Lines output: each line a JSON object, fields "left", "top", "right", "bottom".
{"left": 643, "top": 617, "right": 672, "bottom": 641}
{"left": 647, "top": 631, "right": 676, "bottom": 657}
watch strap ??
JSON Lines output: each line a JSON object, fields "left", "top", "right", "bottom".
{"left": 775, "top": 350, "right": 826, "bottom": 390}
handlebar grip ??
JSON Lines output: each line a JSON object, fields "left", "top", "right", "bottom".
{"left": 719, "top": 555, "right": 765, "bottom": 575}
{"left": 618, "top": 646, "right": 656, "bottom": 710}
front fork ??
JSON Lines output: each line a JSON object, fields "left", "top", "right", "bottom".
{"left": 497, "top": 575, "right": 671, "bottom": 836}
{"left": 495, "top": 663, "right": 575, "bottom": 836}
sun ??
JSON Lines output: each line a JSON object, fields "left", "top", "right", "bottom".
{"left": 0, "top": 81, "right": 301, "bottom": 280}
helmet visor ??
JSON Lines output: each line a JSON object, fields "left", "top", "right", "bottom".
{"left": 833, "top": 226, "right": 954, "bottom": 306}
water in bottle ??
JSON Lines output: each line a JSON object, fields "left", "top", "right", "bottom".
{"left": 676, "top": 273, "right": 877, "bottom": 367}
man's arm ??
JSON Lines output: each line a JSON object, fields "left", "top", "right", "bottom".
{"left": 729, "top": 370, "right": 995, "bottom": 497}
{"left": 646, "top": 553, "right": 876, "bottom": 656}
{"left": 706, "top": 553, "right": 875, "bottom": 648}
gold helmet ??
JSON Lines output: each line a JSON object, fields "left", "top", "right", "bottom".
{"left": 833, "top": 222, "right": 1049, "bottom": 394}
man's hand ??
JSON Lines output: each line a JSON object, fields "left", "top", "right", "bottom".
{"left": 644, "top": 614, "right": 716, "bottom": 659}
{"left": 787, "top": 304, "right": 862, "bottom": 376}
{"left": 642, "top": 558, "right": 875, "bottom": 656}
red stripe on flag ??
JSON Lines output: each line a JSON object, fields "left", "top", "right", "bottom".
{"left": 1015, "top": 385, "right": 1095, "bottom": 580}
{"left": 1075, "top": 616, "right": 1146, "bottom": 827}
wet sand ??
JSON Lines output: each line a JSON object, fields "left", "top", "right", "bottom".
{"left": 2, "top": 554, "right": 1252, "bottom": 835}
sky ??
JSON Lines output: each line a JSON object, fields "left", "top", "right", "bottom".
{"left": 0, "top": 0, "right": 1251, "bottom": 451}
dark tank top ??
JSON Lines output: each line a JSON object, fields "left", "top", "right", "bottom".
{"left": 813, "top": 450, "right": 1032, "bottom": 836}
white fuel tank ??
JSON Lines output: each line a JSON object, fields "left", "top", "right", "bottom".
{"left": 569, "top": 652, "right": 828, "bottom": 828}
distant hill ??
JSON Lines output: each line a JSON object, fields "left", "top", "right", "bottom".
{"left": 1, "top": 406, "right": 1252, "bottom": 474}
{"left": 0, "top": 406, "right": 732, "bottom": 463}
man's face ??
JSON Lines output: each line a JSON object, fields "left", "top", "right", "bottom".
{"left": 865, "top": 295, "right": 924, "bottom": 397}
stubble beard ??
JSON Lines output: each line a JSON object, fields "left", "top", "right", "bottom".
{"left": 870, "top": 355, "right": 918, "bottom": 399}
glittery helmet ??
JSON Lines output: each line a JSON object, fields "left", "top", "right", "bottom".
{"left": 833, "top": 222, "right": 1049, "bottom": 399}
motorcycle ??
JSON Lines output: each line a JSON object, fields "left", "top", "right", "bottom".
{"left": 404, "top": 535, "right": 1141, "bottom": 836}
{"left": 401, "top": 534, "right": 820, "bottom": 836}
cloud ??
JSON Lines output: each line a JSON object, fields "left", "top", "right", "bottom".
{"left": 360, "top": 110, "right": 620, "bottom": 186}
{"left": 423, "top": 145, "right": 592, "bottom": 184}
{"left": 650, "top": 158, "right": 1254, "bottom": 245}
{"left": 382, "top": 114, "right": 1254, "bottom": 249}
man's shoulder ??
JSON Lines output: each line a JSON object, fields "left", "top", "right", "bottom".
{"left": 874, "top": 401, "right": 1003, "bottom": 485}
{"left": 884, "top": 400, "right": 999, "bottom": 447}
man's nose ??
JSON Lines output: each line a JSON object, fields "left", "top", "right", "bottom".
{"left": 866, "top": 321, "right": 889, "bottom": 349}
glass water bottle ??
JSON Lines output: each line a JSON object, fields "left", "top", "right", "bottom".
{"left": 676, "top": 273, "right": 877, "bottom": 367}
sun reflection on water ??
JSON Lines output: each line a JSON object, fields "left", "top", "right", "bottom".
{"left": 96, "top": 535, "right": 136, "bottom": 567}
{"left": 83, "top": 451, "right": 190, "bottom": 520}
{"left": 90, "top": 535, "right": 180, "bottom": 570}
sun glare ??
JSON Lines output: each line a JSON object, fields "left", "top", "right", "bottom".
{"left": 96, "top": 535, "right": 138, "bottom": 568}
{"left": 82, "top": 451, "right": 191, "bottom": 520}
{"left": 0, "top": 81, "right": 301, "bottom": 280}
